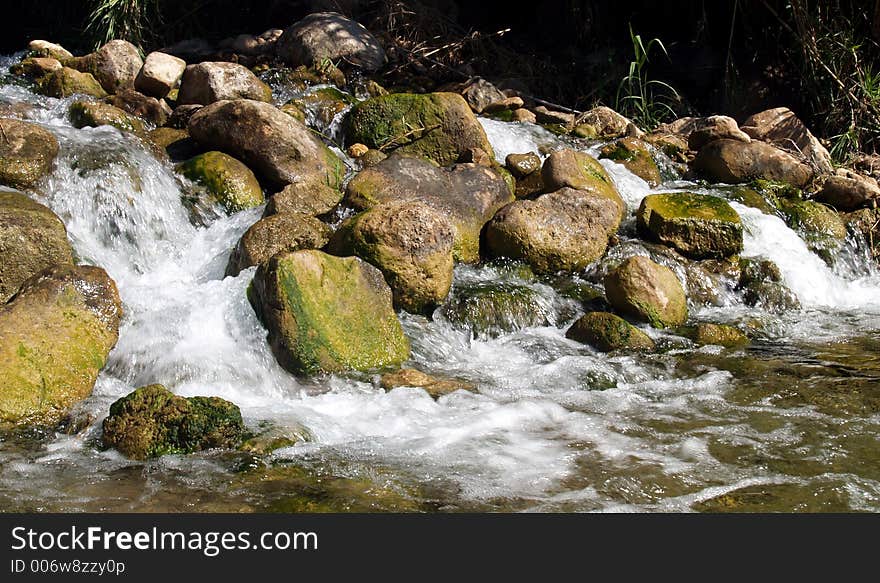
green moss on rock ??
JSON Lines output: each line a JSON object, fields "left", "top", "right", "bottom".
{"left": 177, "top": 151, "right": 264, "bottom": 214}
{"left": 680, "top": 322, "right": 749, "bottom": 347}
{"left": 599, "top": 137, "right": 661, "bottom": 186}
{"left": 0, "top": 119, "right": 59, "bottom": 189}
{"left": 36, "top": 67, "right": 107, "bottom": 99}
{"left": 604, "top": 256, "right": 688, "bottom": 328}
{"left": 637, "top": 192, "right": 743, "bottom": 259}
{"left": 68, "top": 101, "right": 146, "bottom": 138}
{"left": 566, "top": 311, "right": 655, "bottom": 352}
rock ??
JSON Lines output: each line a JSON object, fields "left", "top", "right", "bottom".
{"left": 777, "top": 198, "right": 846, "bottom": 260}
{"left": 280, "top": 102, "right": 307, "bottom": 123}
{"left": 512, "top": 108, "right": 537, "bottom": 123}
{"left": 441, "top": 281, "right": 557, "bottom": 338}
{"left": 358, "top": 148, "right": 387, "bottom": 167}
{"left": 574, "top": 106, "right": 633, "bottom": 138}
{"left": 226, "top": 213, "right": 331, "bottom": 276}
{"left": 344, "top": 92, "right": 494, "bottom": 167}
{"left": 0, "top": 119, "right": 59, "bottom": 189}
{"left": 604, "top": 256, "right": 688, "bottom": 328}
{"left": 0, "top": 264, "right": 122, "bottom": 424}
{"left": 239, "top": 420, "right": 310, "bottom": 455}
{"left": 0, "top": 190, "right": 73, "bottom": 303}
{"left": 106, "top": 89, "right": 170, "bottom": 126}
{"left": 815, "top": 173, "right": 880, "bottom": 211}
{"left": 176, "top": 151, "right": 264, "bottom": 214}
{"left": 135, "top": 51, "right": 186, "bottom": 98}
{"left": 27, "top": 40, "right": 73, "bottom": 61}
{"left": 68, "top": 101, "right": 146, "bottom": 138}
{"left": 249, "top": 250, "right": 410, "bottom": 375}
{"left": 148, "top": 127, "right": 202, "bottom": 161}
{"left": 844, "top": 207, "right": 880, "bottom": 246}
{"left": 328, "top": 201, "right": 454, "bottom": 313}
{"left": 10, "top": 57, "right": 61, "bottom": 79}
{"left": 684, "top": 115, "right": 751, "bottom": 151}
{"left": 483, "top": 96, "right": 525, "bottom": 114}
{"left": 541, "top": 148, "right": 624, "bottom": 218}
{"left": 741, "top": 107, "right": 834, "bottom": 175}
{"left": 599, "top": 137, "right": 662, "bottom": 186}
{"left": 177, "top": 62, "right": 272, "bottom": 105}
{"left": 682, "top": 323, "right": 749, "bottom": 347}
{"left": 102, "top": 384, "right": 245, "bottom": 460}
{"left": 534, "top": 106, "right": 574, "bottom": 127}
{"left": 35, "top": 67, "right": 107, "bottom": 98}
{"left": 188, "top": 99, "right": 345, "bottom": 190}
{"left": 66, "top": 39, "right": 143, "bottom": 93}
{"left": 484, "top": 187, "right": 621, "bottom": 274}
{"left": 460, "top": 78, "right": 506, "bottom": 113}
{"left": 692, "top": 139, "right": 813, "bottom": 188}
{"left": 347, "top": 143, "right": 369, "bottom": 158}
{"left": 379, "top": 368, "right": 475, "bottom": 399}
{"left": 344, "top": 155, "right": 512, "bottom": 262}
{"left": 288, "top": 86, "right": 354, "bottom": 129}
{"left": 168, "top": 104, "right": 202, "bottom": 129}
{"left": 264, "top": 179, "right": 342, "bottom": 217}
{"left": 637, "top": 193, "right": 743, "bottom": 259}
{"left": 276, "top": 12, "right": 386, "bottom": 71}
{"left": 737, "top": 258, "right": 800, "bottom": 312}
{"left": 505, "top": 152, "right": 541, "bottom": 179}
{"left": 566, "top": 311, "right": 655, "bottom": 352}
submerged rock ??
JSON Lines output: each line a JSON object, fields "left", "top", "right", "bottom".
{"left": 566, "top": 311, "right": 655, "bottom": 352}
{"left": 441, "top": 281, "right": 557, "bottom": 338}
{"left": 344, "top": 92, "right": 494, "bottom": 167}
{"left": 692, "top": 139, "right": 813, "bottom": 188}
{"left": 599, "top": 137, "right": 661, "bottom": 186}
{"left": 249, "top": 250, "right": 410, "bottom": 375}
{"left": 0, "top": 264, "right": 122, "bottom": 424}
{"left": 188, "top": 99, "right": 345, "bottom": 190}
{"left": 604, "top": 256, "right": 688, "bottom": 328}
{"left": 541, "top": 149, "right": 624, "bottom": 218}
{"left": 102, "top": 384, "right": 245, "bottom": 460}
{"left": 66, "top": 39, "right": 143, "bottom": 93}
{"left": 68, "top": 101, "right": 146, "bottom": 138}
{"left": 344, "top": 155, "right": 512, "bottom": 262}
{"left": 484, "top": 186, "right": 621, "bottom": 274}
{"left": 35, "top": 67, "right": 107, "bottom": 98}
{"left": 176, "top": 151, "right": 264, "bottom": 214}
{"left": 681, "top": 323, "right": 749, "bottom": 347}
{"left": 0, "top": 190, "right": 73, "bottom": 303}
{"left": 276, "top": 12, "right": 386, "bottom": 71}
{"left": 226, "top": 213, "right": 331, "bottom": 276}
{"left": 737, "top": 258, "right": 800, "bottom": 312}
{"left": 177, "top": 62, "right": 272, "bottom": 105}
{"left": 0, "top": 118, "right": 59, "bottom": 189}
{"left": 637, "top": 192, "right": 743, "bottom": 259}
{"left": 329, "top": 200, "right": 455, "bottom": 314}
{"left": 777, "top": 198, "right": 846, "bottom": 261}
{"left": 379, "top": 368, "right": 476, "bottom": 399}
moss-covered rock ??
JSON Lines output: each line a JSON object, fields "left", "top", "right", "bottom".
{"left": 637, "top": 192, "right": 743, "bottom": 259}
{"left": 681, "top": 323, "right": 749, "bottom": 347}
{"left": 68, "top": 101, "right": 146, "bottom": 138}
{"left": 566, "top": 311, "right": 655, "bottom": 352}
{"left": 0, "top": 119, "right": 59, "bottom": 189}
{"left": 226, "top": 213, "right": 331, "bottom": 276}
{"left": 604, "top": 256, "right": 688, "bottom": 328}
{"left": 344, "top": 92, "right": 494, "bottom": 167}
{"left": 441, "top": 282, "right": 556, "bottom": 338}
{"left": 736, "top": 258, "right": 800, "bottom": 312}
{"left": 10, "top": 57, "right": 61, "bottom": 80}
{"left": 102, "top": 384, "right": 245, "bottom": 460}
{"left": 720, "top": 185, "right": 778, "bottom": 215}
{"left": 599, "top": 137, "right": 661, "bottom": 186}
{"left": 35, "top": 67, "right": 107, "bottom": 99}
{"left": 239, "top": 422, "right": 311, "bottom": 455}
{"left": 0, "top": 264, "right": 122, "bottom": 425}
{"left": 484, "top": 187, "right": 621, "bottom": 274}
{"left": 264, "top": 179, "right": 342, "bottom": 218}
{"left": 0, "top": 190, "right": 73, "bottom": 303}
{"left": 344, "top": 155, "right": 512, "bottom": 263}
{"left": 147, "top": 127, "right": 202, "bottom": 161}
{"left": 188, "top": 99, "right": 345, "bottom": 191}
{"left": 176, "top": 151, "right": 264, "bottom": 214}
{"left": 289, "top": 86, "right": 354, "bottom": 130}
{"left": 328, "top": 201, "right": 454, "bottom": 314}
{"left": 249, "top": 250, "right": 410, "bottom": 375}
{"left": 541, "top": 149, "right": 624, "bottom": 219}
{"left": 777, "top": 198, "right": 846, "bottom": 261}
{"left": 379, "top": 368, "right": 475, "bottom": 399}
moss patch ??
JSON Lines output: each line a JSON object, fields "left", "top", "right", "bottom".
{"left": 177, "top": 151, "right": 264, "bottom": 214}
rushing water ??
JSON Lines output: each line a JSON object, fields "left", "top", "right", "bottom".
{"left": 1, "top": 59, "right": 880, "bottom": 513}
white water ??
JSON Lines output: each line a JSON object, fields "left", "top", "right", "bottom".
{"left": 2, "top": 66, "right": 880, "bottom": 512}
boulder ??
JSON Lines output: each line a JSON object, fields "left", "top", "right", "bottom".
{"left": 176, "top": 151, "right": 264, "bottom": 214}
{"left": 565, "top": 311, "right": 655, "bottom": 352}
{"left": 777, "top": 198, "right": 846, "bottom": 260}
{"left": 344, "top": 155, "right": 512, "bottom": 262}
{"left": 599, "top": 137, "right": 661, "bottom": 186}
{"left": 604, "top": 256, "right": 688, "bottom": 328}
{"left": 0, "top": 190, "right": 73, "bottom": 303}
{"left": 741, "top": 107, "right": 834, "bottom": 175}
{"left": 328, "top": 200, "right": 455, "bottom": 313}
{"left": 505, "top": 152, "right": 542, "bottom": 179}
{"left": 177, "top": 62, "right": 272, "bottom": 105}
{"left": 815, "top": 173, "right": 880, "bottom": 211}
{"left": 168, "top": 104, "right": 203, "bottom": 129}
{"left": 541, "top": 149, "right": 624, "bottom": 218}
{"left": 188, "top": 99, "right": 345, "bottom": 190}
{"left": 484, "top": 187, "right": 621, "bottom": 274}
{"left": 106, "top": 89, "right": 171, "bottom": 126}
{"left": 102, "top": 384, "right": 245, "bottom": 460}
{"left": 276, "top": 11, "right": 386, "bottom": 71}
{"left": 35, "top": 67, "right": 107, "bottom": 99}
{"left": 264, "top": 179, "right": 342, "bottom": 217}
{"left": 0, "top": 119, "right": 59, "bottom": 189}
{"left": 692, "top": 138, "right": 813, "bottom": 187}
{"left": 27, "top": 40, "right": 73, "bottom": 61}
{"left": 574, "top": 106, "right": 633, "bottom": 138}
{"left": 684, "top": 115, "right": 751, "bottom": 151}
{"left": 379, "top": 368, "right": 475, "bottom": 399}
{"left": 637, "top": 192, "right": 743, "bottom": 259}
{"left": 0, "top": 264, "right": 122, "bottom": 424}
{"left": 135, "top": 51, "right": 187, "bottom": 98}
{"left": 66, "top": 39, "right": 143, "bottom": 93}
{"left": 249, "top": 250, "right": 410, "bottom": 375}
{"left": 226, "top": 213, "right": 331, "bottom": 276}
{"left": 68, "top": 101, "right": 146, "bottom": 138}
{"left": 344, "top": 92, "right": 494, "bottom": 167}
{"left": 512, "top": 108, "right": 537, "bottom": 124}
{"left": 460, "top": 78, "right": 506, "bottom": 113}
{"left": 10, "top": 57, "right": 61, "bottom": 79}
{"left": 148, "top": 127, "right": 202, "bottom": 161}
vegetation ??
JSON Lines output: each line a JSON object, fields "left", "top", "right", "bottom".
{"left": 614, "top": 25, "right": 681, "bottom": 130}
